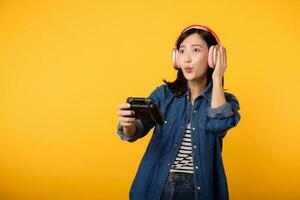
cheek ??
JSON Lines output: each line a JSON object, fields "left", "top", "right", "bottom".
{"left": 200, "top": 52, "right": 208, "bottom": 61}
{"left": 177, "top": 54, "right": 183, "bottom": 64}
{"left": 195, "top": 53, "right": 208, "bottom": 65}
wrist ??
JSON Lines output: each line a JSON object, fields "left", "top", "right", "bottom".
{"left": 123, "top": 123, "right": 137, "bottom": 137}
{"left": 212, "top": 78, "right": 222, "bottom": 85}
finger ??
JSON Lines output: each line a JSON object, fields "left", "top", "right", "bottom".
{"left": 220, "top": 45, "right": 225, "bottom": 68}
{"left": 224, "top": 47, "right": 227, "bottom": 67}
{"left": 118, "top": 103, "right": 131, "bottom": 110}
{"left": 220, "top": 45, "right": 224, "bottom": 66}
{"left": 120, "top": 121, "right": 135, "bottom": 127}
{"left": 119, "top": 110, "right": 135, "bottom": 117}
{"left": 119, "top": 117, "right": 136, "bottom": 123}
{"left": 222, "top": 46, "right": 226, "bottom": 66}
{"left": 216, "top": 45, "right": 221, "bottom": 67}
{"left": 218, "top": 45, "right": 222, "bottom": 67}
{"left": 118, "top": 103, "right": 130, "bottom": 109}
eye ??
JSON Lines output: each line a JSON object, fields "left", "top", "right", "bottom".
{"left": 193, "top": 48, "right": 201, "bottom": 53}
{"left": 179, "top": 49, "right": 184, "bottom": 54}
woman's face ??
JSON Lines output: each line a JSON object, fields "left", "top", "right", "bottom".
{"left": 177, "top": 33, "right": 209, "bottom": 82}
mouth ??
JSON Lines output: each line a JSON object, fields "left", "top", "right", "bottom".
{"left": 183, "top": 67, "right": 193, "bottom": 73}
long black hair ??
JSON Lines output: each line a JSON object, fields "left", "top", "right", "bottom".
{"left": 163, "top": 28, "right": 224, "bottom": 96}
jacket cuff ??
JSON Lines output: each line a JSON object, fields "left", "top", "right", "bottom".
{"left": 117, "top": 120, "right": 144, "bottom": 142}
{"left": 207, "top": 102, "right": 234, "bottom": 119}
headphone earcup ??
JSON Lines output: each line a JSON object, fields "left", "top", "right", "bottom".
{"left": 208, "top": 45, "right": 217, "bottom": 68}
{"left": 172, "top": 48, "right": 180, "bottom": 69}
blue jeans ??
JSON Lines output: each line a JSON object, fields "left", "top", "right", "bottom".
{"left": 160, "top": 172, "right": 195, "bottom": 200}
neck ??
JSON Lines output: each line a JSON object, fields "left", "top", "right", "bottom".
{"left": 188, "top": 77, "right": 208, "bottom": 104}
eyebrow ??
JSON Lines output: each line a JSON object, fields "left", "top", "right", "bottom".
{"left": 179, "top": 44, "right": 203, "bottom": 48}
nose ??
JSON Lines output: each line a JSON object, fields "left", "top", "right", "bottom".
{"left": 183, "top": 53, "right": 192, "bottom": 64}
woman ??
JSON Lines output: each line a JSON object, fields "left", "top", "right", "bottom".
{"left": 117, "top": 25, "right": 241, "bottom": 200}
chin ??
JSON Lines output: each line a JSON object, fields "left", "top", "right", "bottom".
{"left": 184, "top": 76, "right": 196, "bottom": 81}
{"left": 183, "top": 72, "right": 196, "bottom": 80}
{"left": 184, "top": 73, "right": 206, "bottom": 82}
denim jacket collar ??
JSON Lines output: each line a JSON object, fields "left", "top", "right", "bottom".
{"left": 183, "top": 80, "right": 213, "bottom": 102}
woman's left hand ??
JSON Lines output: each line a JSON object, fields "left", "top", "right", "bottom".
{"left": 212, "top": 44, "right": 227, "bottom": 82}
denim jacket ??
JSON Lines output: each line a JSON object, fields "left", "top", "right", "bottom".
{"left": 117, "top": 80, "right": 241, "bottom": 200}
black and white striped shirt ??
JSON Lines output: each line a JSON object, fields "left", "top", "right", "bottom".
{"left": 170, "top": 122, "right": 194, "bottom": 174}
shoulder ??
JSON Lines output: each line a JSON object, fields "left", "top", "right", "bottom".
{"left": 150, "top": 83, "right": 174, "bottom": 97}
{"left": 148, "top": 83, "right": 175, "bottom": 105}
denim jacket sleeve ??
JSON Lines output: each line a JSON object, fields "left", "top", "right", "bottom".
{"left": 117, "top": 86, "right": 162, "bottom": 142}
{"left": 205, "top": 93, "right": 241, "bottom": 135}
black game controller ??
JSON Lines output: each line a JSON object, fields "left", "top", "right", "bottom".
{"left": 126, "top": 97, "right": 164, "bottom": 125}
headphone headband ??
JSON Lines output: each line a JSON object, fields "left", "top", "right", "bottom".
{"left": 174, "top": 24, "right": 220, "bottom": 47}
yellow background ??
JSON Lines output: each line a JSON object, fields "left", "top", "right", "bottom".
{"left": 1, "top": 0, "right": 299, "bottom": 199}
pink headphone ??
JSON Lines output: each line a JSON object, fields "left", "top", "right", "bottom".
{"left": 172, "top": 24, "right": 220, "bottom": 69}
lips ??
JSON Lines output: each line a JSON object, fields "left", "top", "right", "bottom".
{"left": 184, "top": 67, "right": 193, "bottom": 73}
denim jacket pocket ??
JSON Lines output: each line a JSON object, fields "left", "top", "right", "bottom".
{"left": 162, "top": 117, "right": 177, "bottom": 133}
{"left": 197, "top": 117, "right": 207, "bottom": 131}
{"left": 153, "top": 117, "right": 176, "bottom": 141}
{"left": 163, "top": 117, "right": 176, "bottom": 126}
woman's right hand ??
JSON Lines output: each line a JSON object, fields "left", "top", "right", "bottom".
{"left": 118, "top": 103, "right": 136, "bottom": 137}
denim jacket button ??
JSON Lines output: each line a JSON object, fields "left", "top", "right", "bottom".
{"left": 197, "top": 186, "right": 201, "bottom": 190}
